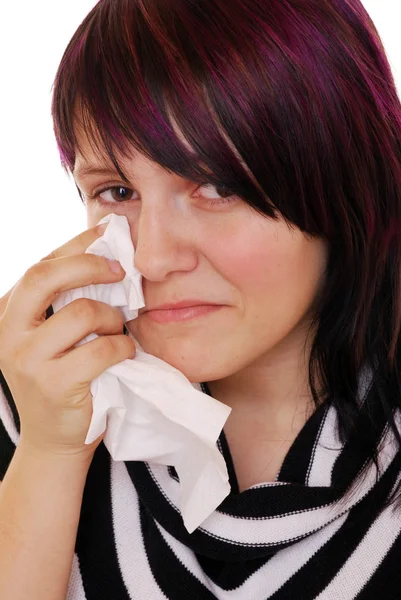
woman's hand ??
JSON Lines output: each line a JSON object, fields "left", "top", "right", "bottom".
{"left": 0, "top": 225, "right": 136, "bottom": 459}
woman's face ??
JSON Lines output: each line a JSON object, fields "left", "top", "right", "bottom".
{"left": 73, "top": 129, "right": 328, "bottom": 384}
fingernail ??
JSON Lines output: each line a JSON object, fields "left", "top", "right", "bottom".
{"left": 108, "top": 259, "right": 124, "bottom": 273}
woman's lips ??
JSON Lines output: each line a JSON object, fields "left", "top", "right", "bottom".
{"left": 143, "top": 304, "right": 224, "bottom": 323}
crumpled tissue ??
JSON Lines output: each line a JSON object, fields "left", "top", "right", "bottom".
{"left": 52, "top": 213, "right": 232, "bottom": 533}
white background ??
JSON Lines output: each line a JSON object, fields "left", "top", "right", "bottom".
{"left": 0, "top": 1, "right": 400, "bottom": 296}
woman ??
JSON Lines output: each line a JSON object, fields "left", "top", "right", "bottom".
{"left": 1, "top": 0, "right": 401, "bottom": 598}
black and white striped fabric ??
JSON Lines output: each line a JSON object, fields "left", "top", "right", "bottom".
{"left": 1, "top": 362, "right": 401, "bottom": 599}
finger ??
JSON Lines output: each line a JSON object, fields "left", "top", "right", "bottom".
{"left": 29, "top": 299, "right": 126, "bottom": 361}
{"left": 4, "top": 254, "right": 125, "bottom": 329}
{"left": 0, "top": 224, "right": 107, "bottom": 321}
{"left": 40, "top": 223, "right": 107, "bottom": 261}
{"left": 54, "top": 333, "right": 136, "bottom": 387}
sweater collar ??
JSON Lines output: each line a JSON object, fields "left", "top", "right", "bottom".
{"left": 125, "top": 364, "right": 400, "bottom": 560}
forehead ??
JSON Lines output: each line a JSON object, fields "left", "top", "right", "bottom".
{"left": 72, "top": 106, "right": 259, "bottom": 193}
{"left": 72, "top": 106, "right": 209, "bottom": 178}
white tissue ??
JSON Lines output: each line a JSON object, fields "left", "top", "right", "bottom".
{"left": 52, "top": 213, "right": 231, "bottom": 533}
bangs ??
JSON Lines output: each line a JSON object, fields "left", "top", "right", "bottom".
{"left": 51, "top": 0, "right": 277, "bottom": 219}
{"left": 51, "top": 0, "right": 399, "bottom": 244}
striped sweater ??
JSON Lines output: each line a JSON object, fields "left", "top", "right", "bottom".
{"left": 1, "top": 363, "right": 401, "bottom": 599}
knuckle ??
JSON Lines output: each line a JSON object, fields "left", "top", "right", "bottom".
{"left": 118, "top": 334, "right": 135, "bottom": 359}
{"left": 125, "top": 336, "right": 136, "bottom": 358}
{"left": 71, "top": 298, "right": 97, "bottom": 323}
{"left": 24, "top": 263, "right": 52, "bottom": 289}
{"left": 87, "top": 253, "right": 106, "bottom": 270}
{"left": 92, "top": 336, "right": 116, "bottom": 361}
{"left": 112, "top": 308, "right": 125, "bottom": 328}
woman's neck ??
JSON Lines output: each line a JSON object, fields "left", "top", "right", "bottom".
{"left": 206, "top": 351, "right": 316, "bottom": 490}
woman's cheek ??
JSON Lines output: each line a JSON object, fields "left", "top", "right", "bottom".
{"left": 208, "top": 222, "right": 276, "bottom": 289}
{"left": 208, "top": 218, "right": 309, "bottom": 303}
{"left": 86, "top": 203, "right": 109, "bottom": 228}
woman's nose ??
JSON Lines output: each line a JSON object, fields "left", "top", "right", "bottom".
{"left": 131, "top": 203, "right": 198, "bottom": 281}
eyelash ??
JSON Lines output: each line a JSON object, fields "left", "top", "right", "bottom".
{"left": 87, "top": 183, "right": 236, "bottom": 208}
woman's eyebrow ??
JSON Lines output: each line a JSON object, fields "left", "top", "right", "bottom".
{"left": 73, "top": 165, "right": 123, "bottom": 179}
{"left": 73, "top": 155, "right": 214, "bottom": 183}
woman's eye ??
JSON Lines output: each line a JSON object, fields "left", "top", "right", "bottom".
{"left": 90, "top": 183, "right": 235, "bottom": 207}
{"left": 194, "top": 183, "right": 236, "bottom": 205}
{"left": 97, "top": 186, "right": 137, "bottom": 203}
{"left": 197, "top": 184, "right": 233, "bottom": 199}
